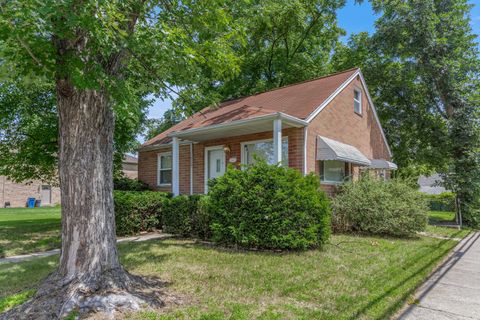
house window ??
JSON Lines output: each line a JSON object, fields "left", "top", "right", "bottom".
{"left": 354, "top": 88, "right": 362, "bottom": 114}
{"left": 320, "top": 160, "right": 349, "bottom": 183}
{"left": 157, "top": 153, "right": 172, "bottom": 185}
{"left": 242, "top": 138, "right": 288, "bottom": 166}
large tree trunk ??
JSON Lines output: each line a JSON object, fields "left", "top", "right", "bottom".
{"left": 1, "top": 82, "right": 163, "bottom": 319}
{"left": 56, "top": 82, "right": 119, "bottom": 284}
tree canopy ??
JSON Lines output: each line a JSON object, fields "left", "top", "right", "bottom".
{"left": 171, "top": 0, "right": 346, "bottom": 114}
{"left": 332, "top": 0, "right": 480, "bottom": 225}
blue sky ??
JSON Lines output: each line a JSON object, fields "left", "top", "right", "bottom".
{"left": 146, "top": 0, "right": 480, "bottom": 121}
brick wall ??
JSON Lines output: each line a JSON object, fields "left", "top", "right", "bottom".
{"left": 306, "top": 75, "right": 391, "bottom": 188}
{"left": 138, "top": 127, "right": 304, "bottom": 194}
{"left": 0, "top": 176, "right": 60, "bottom": 208}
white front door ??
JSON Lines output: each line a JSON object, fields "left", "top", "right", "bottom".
{"left": 205, "top": 147, "right": 226, "bottom": 192}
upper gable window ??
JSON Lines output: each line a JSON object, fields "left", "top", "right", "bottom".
{"left": 354, "top": 88, "right": 362, "bottom": 114}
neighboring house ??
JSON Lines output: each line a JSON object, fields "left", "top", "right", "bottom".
{"left": 0, "top": 177, "right": 61, "bottom": 208}
{"left": 138, "top": 68, "right": 397, "bottom": 196}
{"left": 122, "top": 155, "right": 139, "bottom": 179}
{"left": 1, "top": 155, "right": 138, "bottom": 208}
{"left": 418, "top": 174, "right": 448, "bottom": 194}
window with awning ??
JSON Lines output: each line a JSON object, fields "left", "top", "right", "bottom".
{"left": 316, "top": 136, "right": 371, "bottom": 166}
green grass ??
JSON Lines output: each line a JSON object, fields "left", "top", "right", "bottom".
{"left": 0, "top": 233, "right": 464, "bottom": 319}
{"left": 426, "top": 211, "right": 472, "bottom": 239}
{"left": 0, "top": 207, "right": 471, "bottom": 318}
{"left": 428, "top": 211, "right": 455, "bottom": 224}
{"left": 0, "top": 207, "right": 61, "bottom": 257}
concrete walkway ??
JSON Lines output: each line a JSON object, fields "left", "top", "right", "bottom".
{"left": 0, "top": 232, "right": 173, "bottom": 264}
{"left": 399, "top": 231, "right": 480, "bottom": 320}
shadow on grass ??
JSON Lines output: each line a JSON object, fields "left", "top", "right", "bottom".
{"left": 0, "top": 219, "right": 60, "bottom": 233}
{"left": 348, "top": 236, "right": 465, "bottom": 320}
{"left": 0, "top": 219, "right": 61, "bottom": 258}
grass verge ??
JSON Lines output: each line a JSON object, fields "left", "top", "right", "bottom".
{"left": 0, "top": 232, "right": 464, "bottom": 319}
{"left": 0, "top": 207, "right": 61, "bottom": 258}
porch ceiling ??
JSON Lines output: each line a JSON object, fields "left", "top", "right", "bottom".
{"left": 168, "top": 113, "right": 307, "bottom": 142}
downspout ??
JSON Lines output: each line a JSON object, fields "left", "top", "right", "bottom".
{"left": 303, "top": 127, "right": 308, "bottom": 176}
{"left": 190, "top": 142, "right": 193, "bottom": 195}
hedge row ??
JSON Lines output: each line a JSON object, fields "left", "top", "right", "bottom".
{"left": 114, "top": 191, "right": 170, "bottom": 236}
{"left": 114, "top": 191, "right": 212, "bottom": 239}
{"left": 424, "top": 192, "right": 456, "bottom": 212}
{"left": 113, "top": 161, "right": 332, "bottom": 250}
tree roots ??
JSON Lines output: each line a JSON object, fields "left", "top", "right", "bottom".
{"left": 0, "top": 268, "right": 173, "bottom": 319}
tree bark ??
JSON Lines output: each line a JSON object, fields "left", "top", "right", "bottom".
{"left": 56, "top": 82, "right": 119, "bottom": 283}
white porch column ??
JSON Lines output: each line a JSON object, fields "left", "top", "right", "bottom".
{"left": 273, "top": 118, "right": 282, "bottom": 165}
{"left": 172, "top": 136, "right": 180, "bottom": 196}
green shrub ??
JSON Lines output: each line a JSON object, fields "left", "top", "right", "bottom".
{"left": 114, "top": 176, "right": 150, "bottom": 191}
{"left": 332, "top": 177, "right": 428, "bottom": 237}
{"left": 207, "top": 161, "right": 331, "bottom": 250}
{"left": 424, "top": 192, "right": 456, "bottom": 212}
{"left": 163, "top": 194, "right": 211, "bottom": 239}
{"left": 114, "top": 191, "right": 170, "bottom": 236}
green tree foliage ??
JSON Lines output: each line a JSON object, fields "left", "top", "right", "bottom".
{"left": 0, "top": 1, "right": 242, "bottom": 184}
{"left": 0, "top": 82, "right": 58, "bottom": 183}
{"left": 0, "top": 81, "right": 149, "bottom": 182}
{"left": 332, "top": 0, "right": 480, "bottom": 226}
{"left": 172, "top": 0, "right": 346, "bottom": 114}
{"left": 143, "top": 109, "right": 183, "bottom": 141}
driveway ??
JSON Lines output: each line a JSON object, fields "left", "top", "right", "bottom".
{"left": 398, "top": 231, "right": 480, "bottom": 320}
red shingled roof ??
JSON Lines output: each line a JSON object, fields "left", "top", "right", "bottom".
{"left": 143, "top": 68, "right": 359, "bottom": 147}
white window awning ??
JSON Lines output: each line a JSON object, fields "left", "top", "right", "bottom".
{"left": 316, "top": 136, "right": 371, "bottom": 166}
{"left": 369, "top": 159, "right": 398, "bottom": 170}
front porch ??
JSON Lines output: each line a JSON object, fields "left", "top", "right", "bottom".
{"left": 168, "top": 113, "right": 307, "bottom": 195}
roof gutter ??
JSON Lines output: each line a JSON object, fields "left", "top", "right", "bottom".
{"left": 168, "top": 112, "right": 307, "bottom": 138}
{"left": 139, "top": 140, "right": 193, "bottom": 151}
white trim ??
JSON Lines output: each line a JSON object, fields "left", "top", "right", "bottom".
{"left": 139, "top": 140, "right": 194, "bottom": 152}
{"left": 204, "top": 145, "right": 225, "bottom": 193}
{"left": 305, "top": 70, "right": 360, "bottom": 122}
{"left": 319, "top": 160, "right": 347, "bottom": 184}
{"left": 353, "top": 87, "right": 362, "bottom": 115}
{"left": 157, "top": 152, "right": 172, "bottom": 187}
{"left": 172, "top": 137, "right": 180, "bottom": 196}
{"left": 168, "top": 112, "right": 307, "bottom": 139}
{"left": 305, "top": 69, "right": 392, "bottom": 157}
{"left": 273, "top": 118, "right": 282, "bottom": 165}
{"left": 303, "top": 126, "right": 308, "bottom": 176}
{"left": 189, "top": 143, "right": 193, "bottom": 195}
{"left": 357, "top": 70, "right": 392, "bottom": 157}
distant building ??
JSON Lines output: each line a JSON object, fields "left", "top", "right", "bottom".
{"left": 0, "top": 177, "right": 60, "bottom": 208}
{"left": 122, "top": 155, "right": 138, "bottom": 179}
{"left": 418, "top": 174, "right": 448, "bottom": 194}
{"left": 1, "top": 155, "right": 139, "bottom": 208}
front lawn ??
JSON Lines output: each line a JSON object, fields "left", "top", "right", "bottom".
{"left": 0, "top": 233, "right": 464, "bottom": 319}
{"left": 428, "top": 210, "right": 455, "bottom": 224}
{"left": 0, "top": 207, "right": 61, "bottom": 257}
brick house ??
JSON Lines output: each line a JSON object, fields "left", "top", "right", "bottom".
{"left": 0, "top": 177, "right": 61, "bottom": 208}
{"left": 138, "top": 68, "right": 397, "bottom": 195}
